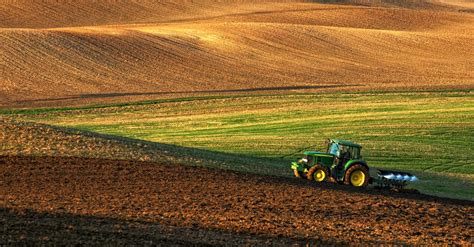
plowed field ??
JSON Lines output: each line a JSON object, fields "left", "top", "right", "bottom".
{"left": 2, "top": 156, "right": 472, "bottom": 245}
{"left": 1, "top": 0, "right": 473, "bottom": 108}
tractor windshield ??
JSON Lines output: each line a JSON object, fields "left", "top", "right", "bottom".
{"left": 328, "top": 143, "right": 340, "bottom": 156}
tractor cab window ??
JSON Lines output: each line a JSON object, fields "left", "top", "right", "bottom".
{"left": 351, "top": 147, "right": 361, "bottom": 159}
{"left": 329, "top": 142, "right": 362, "bottom": 159}
{"left": 344, "top": 146, "right": 361, "bottom": 159}
{"left": 328, "top": 143, "right": 340, "bottom": 157}
{"left": 340, "top": 146, "right": 353, "bottom": 160}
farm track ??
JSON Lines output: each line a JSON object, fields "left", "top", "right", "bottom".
{"left": 2, "top": 155, "right": 473, "bottom": 245}
{"left": 1, "top": 1, "right": 473, "bottom": 108}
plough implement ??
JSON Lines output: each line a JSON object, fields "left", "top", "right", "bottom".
{"left": 376, "top": 170, "right": 418, "bottom": 189}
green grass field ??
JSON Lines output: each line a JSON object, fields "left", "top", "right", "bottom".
{"left": 7, "top": 91, "right": 474, "bottom": 200}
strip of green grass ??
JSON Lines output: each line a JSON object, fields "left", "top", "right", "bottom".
{"left": 7, "top": 91, "right": 474, "bottom": 200}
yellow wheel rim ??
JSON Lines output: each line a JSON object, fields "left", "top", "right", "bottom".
{"left": 350, "top": 170, "right": 365, "bottom": 187}
{"left": 314, "top": 169, "right": 326, "bottom": 182}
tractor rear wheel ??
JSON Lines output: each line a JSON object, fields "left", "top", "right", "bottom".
{"left": 344, "top": 164, "right": 369, "bottom": 187}
{"left": 307, "top": 164, "right": 329, "bottom": 183}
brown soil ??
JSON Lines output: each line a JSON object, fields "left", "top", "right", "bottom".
{"left": 2, "top": 155, "right": 472, "bottom": 245}
{"left": 1, "top": 1, "right": 473, "bottom": 108}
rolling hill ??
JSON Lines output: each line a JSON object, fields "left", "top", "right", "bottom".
{"left": 1, "top": 0, "right": 473, "bottom": 108}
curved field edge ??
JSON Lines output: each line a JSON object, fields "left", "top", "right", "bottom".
{"left": 2, "top": 91, "right": 473, "bottom": 200}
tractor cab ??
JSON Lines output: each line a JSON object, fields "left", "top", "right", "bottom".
{"left": 327, "top": 139, "right": 362, "bottom": 160}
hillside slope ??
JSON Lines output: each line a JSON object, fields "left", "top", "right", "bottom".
{"left": 1, "top": 1, "right": 473, "bottom": 108}
{"left": 0, "top": 118, "right": 288, "bottom": 175}
{"left": 0, "top": 0, "right": 309, "bottom": 28}
{"left": 0, "top": 0, "right": 451, "bottom": 29}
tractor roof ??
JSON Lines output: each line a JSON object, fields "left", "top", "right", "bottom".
{"left": 332, "top": 139, "right": 362, "bottom": 148}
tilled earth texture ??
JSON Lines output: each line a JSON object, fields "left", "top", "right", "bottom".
{"left": 1, "top": 1, "right": 473, "bottom": 108}
{"left": 1, "top": 156, "right": 472, "bottom": 246}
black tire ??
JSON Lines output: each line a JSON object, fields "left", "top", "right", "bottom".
{"left": 344, "top": 164, "right": 369, "bottom": 187}
{"left": 307, "top": 164, "right": 329, "bottom": 182}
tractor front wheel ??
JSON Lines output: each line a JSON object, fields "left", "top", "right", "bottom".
{"left": 307, "top": 164, "right": 329, "bottom": 183}
{"left": 344, "top": 164, "right": 369, "bottom": 187}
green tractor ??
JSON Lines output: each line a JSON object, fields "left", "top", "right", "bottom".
{"left": 291, "top": 139, "right": 418, "bottom": 188}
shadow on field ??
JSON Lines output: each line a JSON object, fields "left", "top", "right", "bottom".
{"left": 1, "top": 154, "right": 472, "bottom": 208}
{"left": 0, "top": 207, "right": 328, "bottom": 246}
{"left": 2, "top": 120, "right": 472, "bottom": 206}
{"left": 17, "top": 85, "right": 349, "bottom": 103}
{"left": 68, "top": 129, "right": 473, "bottom": 205}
